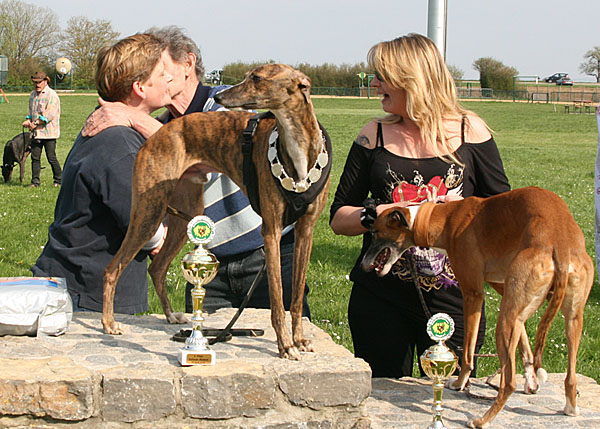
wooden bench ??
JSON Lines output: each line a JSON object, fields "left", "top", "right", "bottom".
{"left": 565, "top": 100, "right": 594, "bottom": 114}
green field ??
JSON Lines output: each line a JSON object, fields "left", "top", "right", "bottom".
{"left": 0, "top": 94, "right": 598, "bottom": 380}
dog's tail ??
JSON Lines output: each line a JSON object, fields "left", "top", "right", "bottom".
{"left": 532, "top": 248, "right": 569, "bottom": 373}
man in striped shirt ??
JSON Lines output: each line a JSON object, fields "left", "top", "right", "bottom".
{"left": 22, "top": 71, "right": 62, "bottom": 187}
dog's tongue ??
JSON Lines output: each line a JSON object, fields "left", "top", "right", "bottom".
{"left": 373, "top": 248, "right": 391, "bottom": 274}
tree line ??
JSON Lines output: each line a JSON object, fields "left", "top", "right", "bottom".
{"left": 0, "top": 0, "right": 119, "bottom": 86}
{"left": 1, "top": 0, "right": 599, "bottom": 91}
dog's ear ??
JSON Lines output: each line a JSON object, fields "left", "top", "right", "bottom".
{"left": 296, "top": 74, "right": 312, "bottom": 103}
{"left": 387, "top": 209, "right": 409, "bottom": 229}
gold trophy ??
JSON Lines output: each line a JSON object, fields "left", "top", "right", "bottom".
{"left": 178, "top": 215, "right": 219, "bottom": 366}
{"left": 420, "top": 313, "right": 459, "bottom": 429}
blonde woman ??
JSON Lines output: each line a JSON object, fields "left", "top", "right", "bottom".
{"left": 330, "top": 34, "right": 510, "bottom": 378}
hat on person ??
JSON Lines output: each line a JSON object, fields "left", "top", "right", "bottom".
{"left": 31, "top": 71, "right": 50, "bottom": 83}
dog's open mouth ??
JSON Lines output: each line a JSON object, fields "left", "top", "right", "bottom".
{"left": 370, "top": 247, "right": 391, "bottom": 274}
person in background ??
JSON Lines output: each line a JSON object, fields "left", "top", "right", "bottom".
{"left": 81, "top": 26, "right": 311, "bottom": 318}
{"left": 329, "top": 33, "right": 510, "bottom": 378}
{"left": 32, "top": 34, "right": 172, "bottom": 313}
{"left": 22, "top": 71, "right": 62, "bottom": 187}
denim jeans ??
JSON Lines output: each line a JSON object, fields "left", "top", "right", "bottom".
{"left": 185, "top": 238, "right": 311, "bottom": 319}
{"left": 31, "top": 138, "right": 62, "bottom": 185}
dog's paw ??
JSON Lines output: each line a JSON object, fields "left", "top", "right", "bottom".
{"left": 295, "top": 339, "right": 315, "bottom": 353}
{"left": 467, "top": 417, "right": 489, "bottom": 428}
{"left": 166, "top": 312, "right": 189, "bottom": 324}
{"left": 280, "top": 346, "right": 301, "bottom": 361}
{"left": 564, "top": 401, "right": 580, "bottom": 417}
{"left": 536, "top": 367, "right": 548, "bottom": 385}
{"left": 523, "top": 367, "right": 540, "bottom": 394}
{"left": 446, "top": 377, "right": 468, "bottom": 391}
{"left": 102, "top": 320, "right": 123, "bottom": 335}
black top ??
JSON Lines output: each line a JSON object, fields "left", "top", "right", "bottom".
{"left": 32, "top": 126, "right": 149, "bottom": 314}
{"left": 330, "top": 122, "right": 510, "bottom": 314}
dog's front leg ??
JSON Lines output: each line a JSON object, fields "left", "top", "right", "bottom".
{"left": 447, "top": 274, "right": 485, "bottom": 392}
{"left": 263, "top": 229, "right": 299, "bottom": 360}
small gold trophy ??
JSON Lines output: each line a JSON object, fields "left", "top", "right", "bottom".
{"left": 420, "top": 313, "right": 459, "bottom": 429}
{"left": 178, "top": 215, "right": 219, "bottom": 366}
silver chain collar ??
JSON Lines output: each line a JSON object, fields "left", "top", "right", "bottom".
{"left": 267, "top": 128, "right": 328, "bottom": 193}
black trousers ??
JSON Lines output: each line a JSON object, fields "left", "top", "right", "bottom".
{"left": 31, "top": 138, "right": 61, "bottom": 185}
{"left": 348, "top": 280, "right": 484, "bottom": 378}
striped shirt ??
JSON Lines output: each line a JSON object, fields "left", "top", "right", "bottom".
{"left": 26, "top": 85, "right": 60, "bottom": 139}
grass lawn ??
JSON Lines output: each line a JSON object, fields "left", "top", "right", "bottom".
{"left": 0, "top": 94, "right": 598, "bottom": 380}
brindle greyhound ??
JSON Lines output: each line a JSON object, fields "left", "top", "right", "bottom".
{"left": 361, "top": 187, "right": 593, "bottom": 428}
{"left": 102, "top": 64, "right": 330, "bottom": 360}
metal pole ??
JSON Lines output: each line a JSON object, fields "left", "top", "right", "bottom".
{"left": 427, "top": 0, "right": 448, "bottom": 60}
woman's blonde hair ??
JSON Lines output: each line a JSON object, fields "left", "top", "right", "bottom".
{"left": 95, "top": 33, "right": 165, "bottom": 102}
{"left": 368, "top": 33, "right": 476, "bottom": 161}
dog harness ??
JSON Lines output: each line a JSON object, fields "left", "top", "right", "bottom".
{"left": 241, "top": 112, "right": 332, "bottom": 227}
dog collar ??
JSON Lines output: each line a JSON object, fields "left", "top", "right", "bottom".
{"left": 412, "top": 202, "right": 436, "bottom": 247}
{"left": 267, "top": 128, "right": 328, "bottom": 193}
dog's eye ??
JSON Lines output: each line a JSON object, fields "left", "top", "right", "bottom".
{"left": 251, "top": 74, "right": 262, "bottom": 82}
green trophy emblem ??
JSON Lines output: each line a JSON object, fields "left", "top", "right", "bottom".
{"left": 427, "top": 313, "right": 455, "bottom": 343}
{"left": 187, "top": 215, "right": 215, "bottom": 245}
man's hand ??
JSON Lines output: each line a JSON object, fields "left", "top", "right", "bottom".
{"left": 82, "top": 98, "right": 134, "bottom": 137}
{"left": 22, "top": 119, "right": 35, "bottom": 130}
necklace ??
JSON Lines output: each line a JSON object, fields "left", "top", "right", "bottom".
{"left": 267, "top": 128, "right": 328, "bottom": 193}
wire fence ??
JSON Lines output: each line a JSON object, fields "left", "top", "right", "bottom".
{"left": 2, "top": 84, "right": 599, "bottom": 104}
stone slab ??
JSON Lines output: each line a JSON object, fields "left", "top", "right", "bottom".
{"left": 0, "top": 309, "right": 371, "bottom": 427}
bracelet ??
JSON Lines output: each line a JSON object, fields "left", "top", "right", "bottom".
{"left": 360, "top": 198, "right": 377, "bottom": 229}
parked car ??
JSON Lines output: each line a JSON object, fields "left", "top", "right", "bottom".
{"left": 204, "top": 69, "right": 222, "bottom": 85}
{"left": 556, "top": 76, "right": 573, "bottom": 86}
{"left": 544, "top": 72, "right": 569, "bottom": 83}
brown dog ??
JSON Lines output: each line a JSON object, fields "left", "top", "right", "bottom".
{"left": 102, "top": 64, "right": 330, "bottom": 360}
{"left": 361, "top": 186, "right": 593, "bottom": 428}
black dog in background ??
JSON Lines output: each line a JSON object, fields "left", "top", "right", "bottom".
{"left": 2, "top": 131, "right": 31, "bottom": 183}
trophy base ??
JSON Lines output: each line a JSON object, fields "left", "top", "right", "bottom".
{"left": 178, "top": 348, "right": 216, "bottom": 366}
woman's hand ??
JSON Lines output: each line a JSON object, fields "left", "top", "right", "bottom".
{"left": 375, "top": 201, "right": 412, "bottom": 216}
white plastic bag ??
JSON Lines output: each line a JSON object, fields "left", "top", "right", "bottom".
{"left": 0, "top": 277, "right": 73, "bottom": 336}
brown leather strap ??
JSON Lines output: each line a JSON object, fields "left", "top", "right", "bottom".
{"left": 412, "top": 202, "right": 436, "bottom": 247}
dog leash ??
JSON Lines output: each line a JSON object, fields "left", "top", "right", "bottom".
{"left": 166, "top": 205, "right": 265, "bottom": 343}
{"left": 407, "top": 253, "right": 433, "bottom": 320}
{"left": 408, "top": 250, "right": 500, "bottom": 392}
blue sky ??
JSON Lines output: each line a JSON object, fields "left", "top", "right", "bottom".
{"left": 27, "top": 0, "right": 600, "bottom": 82}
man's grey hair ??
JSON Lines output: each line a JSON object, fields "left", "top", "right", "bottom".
{"left": 145, "top": 26, "right": 205, "bottom": 80}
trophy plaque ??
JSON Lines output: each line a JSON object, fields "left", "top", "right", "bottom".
{"left": 420, "top": 313, "right": 459, "bottom": 429}
{"left": 178, "top": 215, "right": 219, "bottom": 366}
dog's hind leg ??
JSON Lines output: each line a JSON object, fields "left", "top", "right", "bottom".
{"left": 148, "top": 178, "right": 206, "bottom": 324}
{"left": 560, "top": 256, "right": 593, "bottom": 416}
{"left": 469, "top": 248, "right": 554, "bottom": 428}
{"left": 489, "top": 282, "right": 540, "bottom": 394}
{"left": 103, "top": 181, "right": 179, "bottom": 334}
